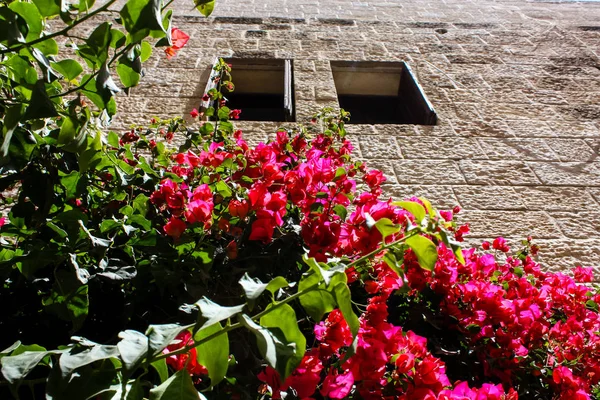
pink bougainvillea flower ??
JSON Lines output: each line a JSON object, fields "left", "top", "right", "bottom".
{"left": 229, "top": 109, "right": 241, "bottom": 119}
{"left": 164, "top": 28, "right": 190, "bottom": 60}
{"left": 320, "top": 370, "right": 354, "bottom": 399}
{"left": 190, "top": 108, "right": 200, "bottom": 118}
{"left": 164, "top": 217, "right": 186, "bottom": 239}
{"left": 0, "top": 217, "right": 6, "bottom": 227}
{"left": 573, "top": 266, "right": 594, "bottom": 283}
{"left": 492, "top": 236, "right": 510, "bottom": 252}
{"left": 163, "top": 330, "right": 208, "bottom": 377}
{"left": 248, "top": 213, "right": 275, "bottom": 243}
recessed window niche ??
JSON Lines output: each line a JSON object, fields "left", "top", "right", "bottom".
{"left": 203, "top": 58, "right": 294, "bottom": 122}
{"left": 331, "top": 61, "right": 437, "bottom": 125}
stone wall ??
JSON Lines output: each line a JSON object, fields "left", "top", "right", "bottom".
{"left": 112, "top": 0, "right": 600, "bottom": 273}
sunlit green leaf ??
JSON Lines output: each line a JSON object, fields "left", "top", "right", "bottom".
{"left": 194, "top": 323, "right": 228, "bottom": 387}
{"left": 333, "top": 282, "right": 359, "bottom": 338}
{"left": 31, "top": 0, "right": 61, "bottom": 17}
{"left": 238, "top": 314, "right": 295, "bottom": 379}
{"left": 52, "top": 59, "right": 83, "bottom": 81}
{"left": 260, "top": 304, "right": 306, "bottom": 378}
{"left": 8, "top": 2, "right": 42, "bottom": 41}
{"left": 149, "top": 369, "right": 201, "bottom": 400}
{"left": 194, "top": 0, "right": 215, "bottom": 17}
{"left": 405, "top": 234, "right": 438, "bottom": 271}
{"left": 393, "top": 200, "right": 426, "bottom": 223}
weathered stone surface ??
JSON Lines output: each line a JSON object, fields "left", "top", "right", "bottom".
{"left": 107, "top": 0, "right": 600, "bottom": 271}
{"left": 359, "top": 137, "right": 402, "bottom": 159}
{"left": 515, "top": 186, "right": 598, "bottom": 211}
{"left": 394, "top": 160, "right": 466, "bottom": 184}
{"left": 453, "top": 186, "right": 527, "bottom": 210}
{"left": 457, "top": 210, "right": 561, "bottom": 239}
{"left": 551, "top": 211, "right": 600, "bottom": 239}
{"left": 399, "top": 137, "right": 485, "bottom": 159}
{"left": 460, "top": 161, "right": 541, "bottom": 185}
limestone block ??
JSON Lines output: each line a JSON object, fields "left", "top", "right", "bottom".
{"left": 400, "top": 137, "right": 485, "bottom": 160}
{"left": 516, "top": 186, "right": 597, "bottom": 211}
{"left": 453, "top": 185, "right": 527, "bottom": 210}
{"left": 457, "top": 210, "right": 561, "bottom": 239}
{"left": 460, "top": 160, "right": 541, "bottom": 185}
{"left": 477, "top": 138, "right": 557, "bottom": 161}
{"left": 527, "top": 161, "right": 600, "bottom": 186}
{"left": 359, "top": 137, "right": 402, "bottom": 159}
{"left": 393, "top": 160, "right": 466, "bottom": 184}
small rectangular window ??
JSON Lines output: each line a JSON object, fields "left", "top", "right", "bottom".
{"left": 331, "top": 61, "right": 437, "bottom": 125}
{"left": 203, "top": 58, "right": 295, "bottom": 122}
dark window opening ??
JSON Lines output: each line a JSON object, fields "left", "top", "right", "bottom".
{"left": 203, "top": 58, "right": 294, "bottom": 122}
{"left": 331, "top": 61, "right": 437, "bottom": 125}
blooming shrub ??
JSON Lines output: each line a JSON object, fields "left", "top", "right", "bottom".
{"left": 0, "top": 59, "right": 599, "bottom": 400}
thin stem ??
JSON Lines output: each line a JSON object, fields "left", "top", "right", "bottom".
{"left": 0, "top": 0, "right": 119, "bottom": 55}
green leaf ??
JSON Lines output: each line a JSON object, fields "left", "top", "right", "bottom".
{"left": 265, "top": 277, "right": 289, "bottom": 295}
{"left": 194, "top": 323, "right": 228, "bottom": 387}
{"left": 60, "top": 171, "right": 80, "bottom": 200}
{"left": 333, "top": 282, "right": 359, "bottom": 338}
{"left": 298, "top": 271, "right": 335, "bottom": 321}
{"left": 216, "top": 180, "right": 232, "bottom": 198}
{"left": 120, "top": 0, "right": 166, "bottom": 43}
{"left": 260, "top": 304, "right": 306, "bottom": 378}
{"left": 31, "top": 47, "right": 60, "bottom": 82}
{"left": 78, "top": 0, "right": 95, "bottom": 12}
{"left": 393, "top": 200, "right": 426, "bottom": 223}
{"left": 239, "top": 273, "right": 267, "bottom": 310}
{"left": 58, "top": 116, "right": 78, "bottom": 145}
{"left": 33, "top": 38, "right": 59, "bottom": 55}
{"left": 0, "top": 104, "right": 25, "bottom": 158}
{"left": 96, "top": 62, "right": 121, "bottom": 103}
{"left": 140, "top": 41, "right": 153, "bottom": 61}
{"left": 84, "top": 22, "right": 112, "bottom": 67}
{"left": 303, "top": 256, "right": 345, "bottom": 287}
{"left": 1, "top": 350, "right": 50, "bottom": 384}
{"left": 149, "top": 369, "right": 201, "bottom": 400}
{"left": 150, "top": 359, "right": 168, "bottom": 383}
{"left": 47, "top": 357, "right": 117, "bottom": 400}
{"left": 58, "top": 341, "right": 119, "bottom": 377}
{"left": 452, "top": 243, "right": 465, "bottom": 265}
{"left": 42, "top": 270, "right": 89, "bottom": 330}
{"left": 333, "top": 204, "right": 347, "bottom": 220}
{"left": 194, "top": 0, "right": 215, "bottom": 17}
{"left": 117, "top": 58, "right": 141, "bottom": 88}
{"left": 586, "top": 300, "right": 599, "bottom": 312}
{"left": 117, "top": 330, "right": 148, "bottom": 374}
{"left": 52, "top": 59, "right": 83, "bottom": 81}
{"left": 0, "top": 7, "right": 27, "bottom": 45}
{"left": 373, "top": 217, "right": 401, "bottom": 240}
{"left": 182, "top": 298, "right": 244, "bottom": 331}
{"left": 9, "top": 2, "right": 42, "bottom": 41}
{"left": 238, "top": 314, "right": 295, "bottom": 379}
{"left": 146, "top": 324, "right": 184, "bottom": 357}
{"left": 217, "top": 106, "right": 230, "bottom": 121}
{"left": 419, "top": 197, "right": 435, "bottom": 217}
{"left": 107, "top": 131, "right": 120, "bottom": 147}
{"left": 79, "top": 220, "right": 111, "bottom": 247}
{"left": 132, "top": 194, "right": 149, "bottom": 216}
{"left": 383, "top": 251, "right": 403, "bottom": 278}
{"left": 31, "top": 0, "right": 61, "bottom": 17}
{"left": 405, "top": 234, "right": 438, "bottom": 271}
{"left": 110, "top": 28, "right": 126, "bottom": 48}
{"left": 24, "top": 80, "right": 58, "bottom": 120}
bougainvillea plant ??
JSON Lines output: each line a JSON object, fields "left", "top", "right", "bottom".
{"left": 1, "top": 54, "right": 600, "bottom": 400}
